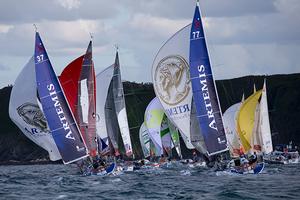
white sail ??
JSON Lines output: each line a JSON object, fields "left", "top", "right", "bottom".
{"left": 144, "top": 97, "right": 164, "bottom": 156}
{"left": 223, "top": 102, "right": 241, "bottom": 157}
{"left": 9, "top": 57, "right": 61, "bottom": 161}
{"left": 95, "top": 65, "right": 114, "bottom": 145}
{"left": 259, "top": 80, "right": 273, "bottom": 154}
{"left": 152, "top": 24, "right": 194, "bottom": 149}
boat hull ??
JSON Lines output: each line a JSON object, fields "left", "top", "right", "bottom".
{"left": 229, "top": 162, "right": 265, "bottom": 175}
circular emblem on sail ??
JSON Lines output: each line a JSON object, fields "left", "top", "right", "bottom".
{"left": 17, "top": 102, "right": 48, "bottom": 133}
{"left": 154, "top": 55, "right": 190, "bottom": 105}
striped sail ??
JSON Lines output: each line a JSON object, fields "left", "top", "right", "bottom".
{"left": 9, "top": 57, "right": 61, "bottom": 161}
{"left": 189, "top": 2, "right": 227, "bottom": 155}
{"left": 76, "top": 41, "right": 97, "bottom": 157}
{"left": 95, "top": 65, "right": 114, "bottom": 153}
{"left": 34, "top": 32, "right": 88, "bottom": 164}
{"left": 112, "top": 52, "right": 133, "bottom": 157}
{"left": 139, "top": 122, "right": 150, "bottom": 158}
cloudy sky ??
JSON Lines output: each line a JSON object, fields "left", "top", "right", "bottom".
{"left": 0, "top": 0, "right": 299, "bottom": 88}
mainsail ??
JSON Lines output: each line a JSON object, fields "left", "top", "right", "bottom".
{"left": 189, "top": 1, "right": 227, "bottom": 155}
{"left": 112, "top": 52, "right": 133, "bottom": 157}
{"left": 95, "top": 65, "right": 114, "bottom": 153}
{"left": 144, "top": 97, "right": 164, "bottom": 156}
{"left": 9, "top": 57, "right": 61, "bottom": 161}
{"left": 251, "top": 80, "right": 273, "bottom": 154}
{"left": 76, "top": 41, "right": 98, "bottom": 157}
{"left": 105, "top": 80, "right": 120, "bottom": 156}
{"left": 139, "top": 122, "right": 151, "bottom": 158}
{"left": 259, "top": 80, "right": 273, "bottom": 154}
{"left": 34, "top": 32, "right": 88, "bottom": 164}
{"left": 152, "top": 24, "right": 194, "bottom": 149}
{"left": 237, "top": 90, "right": 262, "bottom": 153}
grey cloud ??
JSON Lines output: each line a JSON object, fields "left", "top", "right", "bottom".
{"left": 0, "top": 62, "right": 10, "bottom": 71}
{"left": 121, "top": 0, "right": 278, "bottom": 19}
{"left": 0, "top": 0, "right": 119, "bottom": 24}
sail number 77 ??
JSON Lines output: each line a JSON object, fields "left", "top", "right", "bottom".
{"left": 192, "top": 31, "right": 200, "bottom": 39}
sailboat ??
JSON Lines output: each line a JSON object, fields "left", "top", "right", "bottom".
{"left": 34, "top": 31, "right": 89, "bottom": 164}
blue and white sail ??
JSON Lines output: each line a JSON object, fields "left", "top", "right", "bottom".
{"left": 189, "top": 1, "right": 227, "bottom": 156}
{"left": 34, "top": 32, "right": 88, "bottom": 164}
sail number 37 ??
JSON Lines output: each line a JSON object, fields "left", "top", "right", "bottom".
{"left": 36, "top": 54, "right": 44, "bottom": 63}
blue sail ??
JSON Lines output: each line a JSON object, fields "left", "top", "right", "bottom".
{"left": 34, "top": 32, "right": 88, "bottom": 164}
{"left": 189, "top": 2, "right": 227, "bottom": 156}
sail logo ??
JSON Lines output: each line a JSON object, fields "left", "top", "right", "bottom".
{"left": 165, "top": 104, "right": 190, "bottom": 116}
{"left": 154, "top": 55, "right": 190, "bottom": 106}
{"left": 197, "top": 65, "right": 218, "bottom": 131}
{"left": 17, "top": 102, "right": 49, "bottom": 134}
{"left": 47, "top": 84, "right": 75, "bottom": 140}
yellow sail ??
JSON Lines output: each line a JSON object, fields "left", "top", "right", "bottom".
{"left": 236, "top": 90, "right": 262, "bottom": 153}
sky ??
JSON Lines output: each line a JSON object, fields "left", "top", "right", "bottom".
{"left": 0, "top": 0, "right": 300, "bottom": 88}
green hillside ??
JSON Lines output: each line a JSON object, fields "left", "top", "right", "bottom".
{"left": 0, "top": 73, "right": 299, "bottom": 164}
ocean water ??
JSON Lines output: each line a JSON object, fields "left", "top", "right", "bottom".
{"left": 0, "top": 163, "right": 299, "bottom": 200}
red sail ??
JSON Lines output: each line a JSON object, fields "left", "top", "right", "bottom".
{"left": 59, "top": 55, "right": 84, "bottom": 115}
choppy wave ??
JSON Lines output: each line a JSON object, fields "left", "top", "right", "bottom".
{"left": 0, "top": 163, "right": 299, "bottom": 199}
